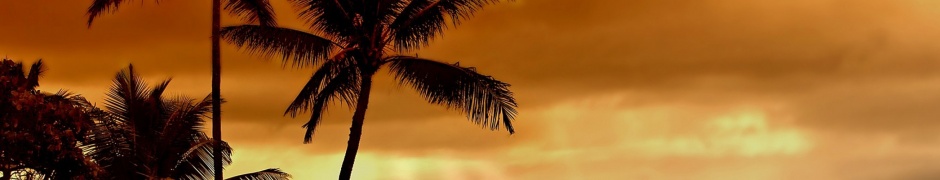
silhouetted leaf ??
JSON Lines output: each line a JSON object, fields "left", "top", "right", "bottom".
{"left": 226, "top": 0, "right": 279, "bottom": 26}
{"left": 390, "top": 0, "right": 504, "bottom": 50}
{"left": 221, "top": 25, "right": 338, "bottom": 68}
{"left": 225, "top": 168, "right": 291, "bottom": 180}
{"left": 388, "top": 56, "right": 517, "bottom": 133}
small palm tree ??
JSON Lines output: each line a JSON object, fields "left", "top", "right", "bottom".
{"left": 88, "top": 65, "right": 290, "bottom": 180}
{"left": 86, "top": 1, "right": 277, "bottom": 179}
{"left": 221, "top": 0, "right": 518, "bottom": 179}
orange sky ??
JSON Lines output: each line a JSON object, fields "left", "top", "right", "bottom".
{"left": 4, "top": 0, "right": 940, "bottom": 179}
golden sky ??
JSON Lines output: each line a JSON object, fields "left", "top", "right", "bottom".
{"left": 4, "top": 0, "right": 940, "bottom": 179}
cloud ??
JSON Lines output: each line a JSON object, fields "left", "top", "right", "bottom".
{"left": 11, "top": 0, "right": 940, "bottom": 128}
{"left": 220, "top": 94, "right": 823, "bottom": 179}
{"left": 792, "top": 77, "right": 940, "bottom": 133}
{"left": 226, "top": 149, "right": 513, "bottom": 180}
{"left": 8, "top": 0, "right": 940, "bottom": 179}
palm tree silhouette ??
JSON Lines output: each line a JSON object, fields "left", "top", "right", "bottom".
{"left": 86, "top": 1, "right": 276, "bottom": 179}
{"left": 221, "top": 0, "right": 517, "bottom": 179}
{"left": 87, "top": 65, "right": 291, "bottom": 180}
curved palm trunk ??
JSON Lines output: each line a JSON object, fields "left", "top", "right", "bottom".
{"left": 339, "top": 73, "right": 375, "bottom": 180}
{"left": 211, "top": 0, "right": 224, "bottom": 179}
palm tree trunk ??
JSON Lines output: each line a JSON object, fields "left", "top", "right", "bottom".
{"left": 338, "top": 73, "right": 375, "bottom": 180}
{"left": 211, "top": 0, "right": 223, "bottom": 179}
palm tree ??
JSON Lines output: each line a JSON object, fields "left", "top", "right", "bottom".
{"left": 86, "top": 1, "right": 277, "bottom": 179}
{"left": 0, "top": 59, "right": 99, "bottom": 179}
{"left": 220, "top": 0, "right": 518, "bottom": 179}
{"left": 87, "top": 65, "right": 291, "bottom": 180}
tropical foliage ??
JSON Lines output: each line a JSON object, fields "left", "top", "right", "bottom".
{"left": 87, "top": 65, "right": 291, "bottom": 180}
{"left": 0, "top": 58, "right": 99, "bottom": 180}
{"left": 86, "top": 0, "right": 280, "bottom": 178}
{"left": 88, "top": 65, "right": 225, "bottom": 179}
{"left": 0, "top": 1, "right": 523, "bottom": 179}
{"left": 0, "top": 61, "right": 291, "bottom": 180}
{"left": 220, "top": 0, "right": 518, "bottom": 178}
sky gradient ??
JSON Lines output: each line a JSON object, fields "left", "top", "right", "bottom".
{"left": 3, "top": 0, "right": 940, "bottom": 179}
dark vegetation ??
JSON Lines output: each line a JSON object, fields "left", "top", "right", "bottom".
{"left": 0, "top": 59, "right": 290, "bottom": 180}
{"left": 2, "top": 0, "right": 517, "bottom": 179}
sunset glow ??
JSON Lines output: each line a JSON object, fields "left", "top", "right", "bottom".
{"left": 4, "top": 0, "right": 940, "bottom": 179}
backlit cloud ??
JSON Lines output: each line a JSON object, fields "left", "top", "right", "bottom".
{"left": 5, "top": 0, "right": 940, "bottom": 179}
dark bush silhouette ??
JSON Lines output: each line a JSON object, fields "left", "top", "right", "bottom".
{"left": 0, "top": 60, "right": 291, "bottom": 179}
{"left": 0, "top": 58, "right": 99, "bottom": 179}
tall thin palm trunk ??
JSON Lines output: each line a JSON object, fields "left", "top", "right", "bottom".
{"left": 211, "top": 0, "right": 223, "bottom": 179}
{"left": 339, "top": 72, "right": 375, "bottom": 180}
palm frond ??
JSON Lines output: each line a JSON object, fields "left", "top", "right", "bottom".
{"left": 225, "top": 168, "right": 291, "bottom": 180}
{"left": 159, "top": 95, "right": 211, "bottom": 140}
{"left": 97, "top": 64, "right": 168, "bottom": 179}
{"left": 90, "top": 66, "right": 232, "bottom": 179}
{"left": 160, "top": 95, "right": 214, "bottom": 173}
{"left": 25, "top": 59, "right": 44, "bottom": 89}
{"left": 172, "top": 95, "right": 214, "bottom": 130}
{"left": 284, "top": 59, "right": 360, "bottom": 143}
{"left": 221, "top": 25, "right": 338, "bottom": 68}
{"left": 66, "top": 93, "right": 96, "bottom": 110}
{"left": 104, "top": 65, "right": 151, "bottom": 124}
{"left": 86, "top": 0, "right": 139, "bottom": 26}
{"left": 150, "top": 79, "right": 172, "bottom": 102}
{"left": 377, "top": 0, "right": 410, "bottom": 25}
{"left": 388, "top": 56, "right": 517, "bottom": 133}
{"left": 355, "top": 0, "right": 408, "bottom": 26}
{"left": 88, "top": 109, "right": 137, "bottom": 179}
{"left": 149, "top": 80, "right": 172, "bottom": 124}
{"left": 225, "top": 0, "right": 279, "bottom": 26}
{"left": 44, "top": 89, "right": 77, "bottom": 103}
{"left": 284, "top": 52, "right": 359, "bottom": 117}
{"left": 175, "top": 137, "right": 234, "bottom": 180}
{"left": 390, "top": 0, "right": 502, "bottom": 51}
{"left": 289, "top": 0, "right": 356, "bottom": 40}
{"left": 284, "top": 65, "right": 332, "bottom": 117}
